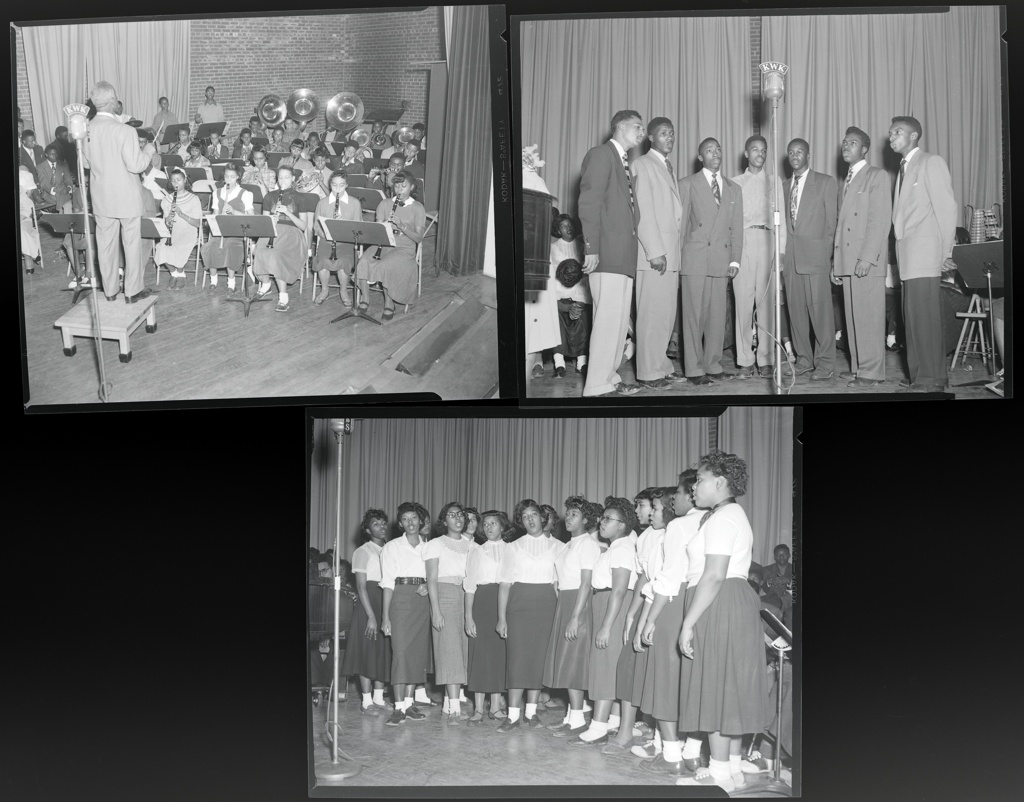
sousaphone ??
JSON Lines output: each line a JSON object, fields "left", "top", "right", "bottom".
{"left": 391, "top": 125, "right": 416, "bottom": 148}
{"left": 287, "top": 88, "right": 320, "bottom": 123}
{"left": 326, "top": 91, "right": 364, "bottom": 133}
{"left": 256, "top": 94, "right": 287, "bottom": 128}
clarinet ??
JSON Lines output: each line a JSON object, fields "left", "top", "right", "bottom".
{"left": 329, "top": 193, "right": 341, "bottom": 261}
{"left": 166, "top": 188, "right": 177, "bottom": 246}
{"left": 268, "top": 194, "right": 280, "bottom": 250}
{"left": 374, "top": 196, "right": 401, "bottom": 260}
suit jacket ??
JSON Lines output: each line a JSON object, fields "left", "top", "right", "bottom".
{"left": 578, "top": 141, "right": 641, "bottom": 275}
{"left": 833, "top": 164, "right": 892, "bottom": 277}
{"left": 36, "top": 159, "right": 74, "bottom": 209}
{"left": 339, "top": 158, "right": 365, "bottom": 175}
{"left": 205, "top": 142, "right": 231, "bottom": 161}
{"left": 48, "top": 139, "right": 78, "bottom": 176}
{"left": 19, "top": 145, "right": 44, "bottom": 179}
{"left": 401, "top": 160, "right": 424, "bottom": 182}
{"left": 81, "top": 112, "right": 153, "bottom": 218}
{"left": 891, "top": 149, "right": 957, "bottom": 280}
{"left": 784, "top": 169, "right": 838, "bottom": 275}
{"left": 677, "top": 170, "right": 743, "bottom": 277}
{"left": 632, "top": 151, "right": 682, "bottom": 273}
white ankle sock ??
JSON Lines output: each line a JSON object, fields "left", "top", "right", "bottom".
{"left": 709, "top": 758, "right": 731, "bottom": 782}
{"left": 450, "top": 699, "right": 461, "bottom": 715}
{"left": 414, "top": 687, "right": 429, "bottom": 703}
{"left": 524, "top": 703, "right": 537, "bottom": 719}
{"left": 568, "top": 708, "right": 586, "bottom": 728}
{"left": 398, "top": 699, "right": 410, "bottom": 712}
{"left": 580, "top": 720, "right": 608, "bottom": 741}
{"left": 682, "top": 737, "right": 703, "bottom": 760}
{"left": 459, "top": 689, "right": 467, "bottom": 703}
{"left": 577, "top": 356, "right": 588, "bottom": 368}
{"left": 730, "top": 754, "right": 742, "bottom": 774}
{"left": 209, "top": 275, "right": 218, "bottom": 285}
{"left": 361, "top": 692, "right": 372, "bottom": 708}
{"left": 663, "top": 740, "right": 682, "bottom": 763}
{"left": 582, "top": 700, "right": 592, "bottom": 713}
{"left": 507, "top": 707, "right": 521, "bottom": 723}
{"left": 227, "top": 277, "right": 236, "bottom": 289}
{"left": 442, "top": 697, "right": 449, "bottom": 713}
{"left": 279, "top": 291, "right": 289, "bottom": 304}
{"left": 608, "top": 714, "right": 620, "bottom": 730}
{"left": 553, "top": 353, "right": 566, "bottom": 368}
{"left": 654, "top": 730, "right": 663, "bottom": 748}
{"left": 372, "top": 689, "right": 385, "bottom": 705}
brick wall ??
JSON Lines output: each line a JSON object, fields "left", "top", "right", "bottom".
{"left": 14, "top": 27, "right": 35, "bottom": 135}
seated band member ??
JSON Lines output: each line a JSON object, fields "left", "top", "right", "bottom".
{"left": 312, "top": 169, "right": 362, "bottom": 306}
{"left": 283, "top": 117, "right": 305, "bottom": 142}
{"left": 247, "top": 115, "right": 268, "bottom": 142}
{"left": 401, "top": 140, "right": 425, "bottom": 182}
{"left": 301, "top": 131, "right": 322, "bottom": 162}
{"left": 368, "top": 119, "right": 389, "bottom": 153}
{"left": 152, "top": 96, "right": 178, "bottom": 133}
{"left": 205, "top": 129, "right": 230, "bottom": 161}
{"left": 354, "top": 170, "right": 426, "bottom": 321}
{"left": 232, "top": 128, "right": 255, "bottom": 162}
{"left": 189, "top": 113, "right": 203, "bottom": 142}
{"left": 279, "top": 139, "right": 313, "bottom": 175}
{"left": 137, "top": 129, "right": 161, "bottom": 172}
{"left": 202, "top": 161, "right": 254, "bottom": 293}
{"left": 369, "top": 154, "right": 406, "bottom": 198}
{"left": 183, "top": 141, "right": 210, "bottom": 169}
{"left": 170, "top": 127, "right": 192, "bottom": 159}
{"left": 412, "top": 122, "right": 426, "bottom": 151}
{"left": 339, "top": 140, "right": 365, "bottom": 175}
{"left": 267, "top": 128, "right": 289, "bottom": 153}
{"left": 252, "top": 165, "right": 311, "bottom": 312}
{"left": 305, "top": 148, "right": 333, "bottom": 199}
{"left": 37, "top": 144, "right": 74, "bottom": 213}
{"left": 242, "top": 146, "right": 278, "bottom": 195}
{"left": 154, "top": 167, "right": 202, "bottom": 290}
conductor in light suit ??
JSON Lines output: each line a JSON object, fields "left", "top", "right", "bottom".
{"left": 888, "top": 115, "right": 957, "bottom": 391}
{"left": 677, "top": 137, "right": 743, "bottom": 385}
{"left": 783, "top": 138, "right": 839, "bottom": 381}
{"left": 631, "top": 117, "right": 685, "bottom": 388}
{"left": 833, "top": 126, "right": 892, "bottom": 387}
{"left": 82, "top": 81, "right": 154, "bottom": 303}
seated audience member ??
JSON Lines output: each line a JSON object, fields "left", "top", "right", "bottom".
{"left": 19, "top": 167, "right": 41, "bottom": 274}
{"left": 233, "top": 128, "right": 255, "bottom": 162}
{"left": 205, "top": 129, "right": 230, "bottom": 161}
{"left": 47, "top": 126, "right": 78, "bottom": 177}
{"left": 20, "top": 129, "right": 45, "bottom": 180}
{"left": 761, "top": 545, "right": 792, "bottom": 606}
{"left": 37, "top": 144, "right": 74, "bottom": 213}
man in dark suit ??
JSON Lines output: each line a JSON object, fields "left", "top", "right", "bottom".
{"left": 833, "top": 126, "right": 892, "bottom": 387}
{"left": 48, "top": 126, "right": 79, "bottom": 178}
{"left": 578, "top": 109, "right": 646, "bottom": 396}
{"left": 889, "top": 115, "right": 957, "bottom": 391}
{"left": 677, "top": 137, "right": 744, "bottom": 385}
{"left": 783, "top": 138, "right": 838, "bottom": 381}
{"left": 36, "top": 144, "right": 74, "bottom": 213}
{"left": 19, "top": 130, "right": 45, "bottom": 181}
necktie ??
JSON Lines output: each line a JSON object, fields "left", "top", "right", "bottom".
{"left": 623, "top": 155, "right": 634, "bottom": 213}
{"left": 711, "top": 172, "right": 721, "bottom": 205}
{"left": 898, "top": 158, "right": 907, "bottom": 198}
{"left": 844, "top": 166, "right": 854, "bottom": 196}
{"left": 665, "top": 159, "right": 674, "bottom": 179}
{"left": 790, "top": 173, "right": 801, "bottom": 222}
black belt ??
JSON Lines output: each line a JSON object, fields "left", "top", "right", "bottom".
{"left": 395, "top": 577, "right": 426, "bottom": 585}
{"left": 747, "top": 225, "right": 770, "bottom": 230}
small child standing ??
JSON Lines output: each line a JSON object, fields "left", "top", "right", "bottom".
{"left": 554, "top": 258, "right": 592, "bottom": 375}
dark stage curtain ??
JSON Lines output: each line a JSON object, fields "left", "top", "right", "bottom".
{"left": 436, "top": 4, "right": 492, "bottom": 277}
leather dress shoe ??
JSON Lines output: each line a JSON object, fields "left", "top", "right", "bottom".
{"left": 758, "top": 364, "right": 775, "bottom": 378}
{"left": 384, "top": 710, "right": 406, "bottom": 726}
{"left": 125, "top": 288, "right": 153, "bottom": 304}
{"left": 687, "top": 375, "right": 713, "bottom": 386}
{"left": 554, "top": 366, "right": 566, "bottom": 378}
{"left": 795, "top": 364, "right": 814, "bottom": 375}
{"left": 665, "top": 371, "right": 688, "bottom": 382}
{"left": 525, "top": 714, "right": 545, "bottom": 728}
{"left": 496, "top": 717, "right": 522, "bottom": 733}
{"left": 640, "top": 754, "right": 691, "bottom": 775}
{"left": 809, "top": 369, "right": 834, "bottom": 381}
{"left": 637, "top": 377, "right": 671, "bottom": 389}
{"left": 568, "top": 733, "right": 608, "bottom": 746}
{"left": 848, "top": 376, "right": 884, "bottom": 387}
{"left": 706, "top": 371, "right": 732, "bottom": 380}
{"left": 839, "top": 370, "right": 857, "bottom": 379}
{"left": 404, "top": 704, "right": 426, "bottom": 720}
{"left": 549, "top": 722, "right": 589, "bottom": 737}
{"left": 733, "top": 365, "right": 754, "bottom": 379}
{"left": 886, "top": 341, "right": 902, "bottom": 352}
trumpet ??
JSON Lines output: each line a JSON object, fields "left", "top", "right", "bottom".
{"left": 374, "top": 196, "right": 401, "bottom": 260}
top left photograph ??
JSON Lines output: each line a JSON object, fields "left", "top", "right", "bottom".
{"left": 15, "top": 6, "right": 507, "bottom": 407}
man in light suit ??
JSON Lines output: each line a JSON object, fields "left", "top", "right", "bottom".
{"left": 783, "top": 138, "right": 838, "bottom": 381}
{"left": 82, "top": 81, "right": 155, "bottom": 303}
{"left": 888, "top": 116, "right": 957, "bottom": 391}
{"left": 579, "top": 109, "right": 645, "bottom": 397}
{"left": 677, "top": 137, "right": 743, "bottom": 385}
{"left": 632, "top": 117, "right": 685, "bottom": 388}
{"left": 36, "top": 144, "right": 74, "bottom": 213}
{"left": 731, "top": 135, "right": 787, "bottom": 379}
{"left": 833, "top": 126, "right": 892, "bottom": 387}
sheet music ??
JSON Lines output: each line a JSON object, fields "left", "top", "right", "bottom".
{"left": 145, "top": 217, "right": 171, "bottom": 238}
{"left": 206, "top": 215, "right": 222, "bottom": 237}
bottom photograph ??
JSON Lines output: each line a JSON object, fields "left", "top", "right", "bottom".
{"left": 306, "top": 407, "right": 798, "bottom": 796}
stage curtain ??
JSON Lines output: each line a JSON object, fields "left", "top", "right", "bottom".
{"left": 718, "top": 407, "right": 795, "bottom": 566}
{"left": 519, "top": 16, "right": 752, "bottom": 219}
{"left": 436, "top": 4, "right": 492, "bottom": 276}
{"left": 23, "top": 21, "right": 190, "bottom": 152}
{"left": 762, "top": 6, "right": 1003, "bottom": 212}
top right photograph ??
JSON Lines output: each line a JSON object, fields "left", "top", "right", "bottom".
{"left": 514, "top": 6, "right": 1009, "bottom": 401}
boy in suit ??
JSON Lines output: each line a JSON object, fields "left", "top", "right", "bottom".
{"left": 632, "top": 117, "right": 685, "bottom": 388}
{"left": 677, "top": 137, "right": 744, "bottom": 384}
{"left": 20, "top": 130, "right": 45, "bottom": 181}
{"left": 37, "top": 144, "right": 74, "bottom": 213}
{"left": 888, "top": 116, "right": 957, "bottom": 391}
{"left": 783, "top": 138, "right": 838, "bottom": 381}
{"left": 833, "top": 126, "right": 892, "bottom": 386}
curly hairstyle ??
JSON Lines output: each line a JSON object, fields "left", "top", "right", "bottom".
{"left": 463, "top": 507, "right": 482, "bottom": 542}
{"left": 603, "top": 496, "right": 641, "bottom": 538}
{"left": 555, "top": 258, "right": 584, "bottom": 289}
{"left": 512, "top": 498, "right": 543, "bottom": 528}
{"left": 540, "top": 504, "right": 559, "bottom": 528}
{"left": 480, "top": 509, "right": 516, "bottom": 542}
{"left": 414, "top": 503, "right": 433, "bottom": 537}
{"left": 583, "top": 500, "right": 605, "bottom": 531}
{"left": 436, "top": 501, "right": 466, "bottom": 533}
{"left": 564, "top": 495, "right": 600, "bottom": 532}
{"left": 649, "top": 486, "right": 676, "bottom": 520}
{"left": 698, "top": 449, "right": 748, "bottom": 496}
{"left": 395, "top": 501, "right": 423, "bottom": 536}
{"left": 551, "top": 212, "right": 574, "bottom": 238}
{"left": 677, "top": 468, "right": 698, "bottom": 496}
{"left": 359, "top": 508, "right": 388, "bottom": 542}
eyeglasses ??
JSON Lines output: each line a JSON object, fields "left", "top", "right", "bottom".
{"left": 600, "top": 516, "right": 624, "bottom": 524}
{"left": 446, "top": 511, "right": 466, "bottom": 519}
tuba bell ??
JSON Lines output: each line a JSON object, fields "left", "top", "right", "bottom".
{"left": 391, "top": 125, "right": 416, "bottom": 149}
{"left": 256, "top": 94, "right": 287, "bottom": 128}
{"left": 326, "top": 92, "right": 364, "bottom": 133}
{"left": 287, "top": 89, "right": 320, "bottom": 124}
{"left": 351, "top": 128, "right": 373, "bottom": 160}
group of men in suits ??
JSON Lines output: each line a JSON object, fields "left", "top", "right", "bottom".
{"left": 576, "top": 110, "right": 956, "bottom": 396}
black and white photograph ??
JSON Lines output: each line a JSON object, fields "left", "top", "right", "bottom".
{"left": 15, "top": 6, "right": 506, "bottom": 406}
{"left": 306, "top": 407, "right": 798, "bottom": 793}
{"left": 514, "top": 7, "right": 1009, "bottom": 400}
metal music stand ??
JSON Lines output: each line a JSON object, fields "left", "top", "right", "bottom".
{"left": 218, "top": 215, "right": 276, "bottom": 317}
{"left": 210, "top": 162, "right": 246, "bottom": 182}
{"left": 139, "top": 217, "right": 169, "bottom": 295}
{"left": 952, "top": 240, "right": 1004, "bottom": 381}
{"left": 250, "top": 137, "right": 270, "bottom": 150}
{"left": 366, "top": 107, "right": 405, "bottom": 128}
{"left": 184, "top": 167, "right": 209, "bottom": 185}
{"left": 161, "top": 124, "right": 190, "bottom": 149}
{"left": 324, "top": 220, "right": 395, "bottom": 325}
{"left": 41, "top": 213, "right": 96, "bottom": 304}
{"left": 345, "top": 175, "right": 369, "bottom": 189}
{"left": 349, "top": 187, "right": 385, "bottom": 211}
{"left": 266, "top": 152, "right": 286, "bottom": 171}
{"left": 196, "top": 122, "right": 227, "bottom": 145}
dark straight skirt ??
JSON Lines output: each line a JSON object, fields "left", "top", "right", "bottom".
{"left": 641, "top": 589, "right": 686, "bottom": 720}
{"left": 431, "top": 582, "right": 469, "bottom": 685}
{"left": 679, "top": 577, "right": 772, "bottom": 735}
{"left": 340, "top": 580, "right": 392, "bottom": 683}
{"left": 467, "top": 583, "right": 506, "bottom": 693}
{"left": 389, "top": 583, "right": 431, "bottom": 685}
{"left": 506, "top": 582, "right": 557, "bottom": 689}
{"left": 588, "top": 589, "right": 627, "bottom": 702}
{"left": 616, "top": 613, "right": 643, "bottom": 704}
{"left": 543, "top": 588, "right": 592, "bottom": 690}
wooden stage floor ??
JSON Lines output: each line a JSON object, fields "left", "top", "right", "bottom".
{"left": 21, "top": 227, "right": 499, "bottom": 406}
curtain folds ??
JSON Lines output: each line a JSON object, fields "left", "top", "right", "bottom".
{"left": 762, "top": 6, "right": 1003, "bottom": 211}
{"left": 23, "top": 21, "right": 190, "bottom": 150}
{"left": 519, "top": 16, "right": 752, "bottom": 218}
{"left": 436, "top": 4, "right": 493, "bottom": 276}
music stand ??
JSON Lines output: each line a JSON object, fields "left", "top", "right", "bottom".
{"left": 162, "top": 154, "right": 184, "bottom": 171}
{"left": 349, "top": 188, "right": 385, "bottom": 210}
{"left": 251, "top": 137, "right": 270, "bottom": 149}
{"left": 362, "top": 158, "right": 388, "bottom": 172}
{"left": 210, "top": 162, "right": 245, "bottom": 182}
{"left": 41, "top": 213, "right": 96, "bottom": 304}
{"left": 345, "top": 174, "right": 369, "bottom": 189}
{"left": 217, "top": 215, "right": 276, "bottom": 317}
{"left": 323, "top": 220, "right": 395, "bottom": 325}
{"left": 952, "top": 240, "right": 1004, "bottom": 380}
{"left": 196, "top": 122, "right": 227, "bottom": 144}
{"left": 140, "top": 217, "right": 169, "bottom": 296}
{"left": 162, "top": 124, "right": 190, "bottom": 149}
{"left": 367, "top": 108, "right": 405, "bottom": 127}
{"left": 266, "top": 152, "right": 285, "bottom": 171}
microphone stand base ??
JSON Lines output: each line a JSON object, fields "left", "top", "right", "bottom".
{"left": 314, "top": 755, "right": 362, "bottom": 784}
{"left": 330, "top": 308, "right": 383, "bottom": 325}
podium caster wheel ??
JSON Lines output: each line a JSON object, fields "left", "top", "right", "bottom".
{"left": 63, "top": 345, "right": 77, "bottom": 357}
{"left": 146, "top": 323, "right": 157, "bottom": 333}
{"left": 119, "top": 351, "right": 132, "bottom": 363}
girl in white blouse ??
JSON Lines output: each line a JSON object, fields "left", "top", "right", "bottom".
{"left": 495, "top": 499, "right": 565, "bottom": 732}
{"left": 464, "top": 510, "right": 513, "bottom": 724}
{"left": 424, "top": 501, "right": 478, "bottom": 724}
{"left": 676, "top": 451, "right": 772, "bottom": 793}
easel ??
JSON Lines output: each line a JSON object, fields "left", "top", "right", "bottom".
{"left": 950, "top": 240, "right": 1003, "bottom": 383}
{"left": 324, "top": 219, "right": 394, "bottom": 325}
{"left": 40, "top": 212, "right": 96, "bottom": 305}
{"left": 218, "top": 215, "right": 276, "bottom": 318}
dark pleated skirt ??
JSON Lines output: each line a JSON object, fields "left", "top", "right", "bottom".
{"left": 340, "top": 580, "right": 392, "bottom": 682}
{"left": 389, "top": 583, "right": 431, "bottom": 685}
{"left": 543, "top": 588, "right": 592, "bottom": 690}
{"left": 312, "top": 239, "right": 356, "bottom": 274}
{"left": 588, "top": 589, "right": 627, "bottom": 702}
{"left": 202, "top": 235, "right": 245, "bottom": 271}
{"left": 252, "top": 223, "right": 305, "bottom": 284}
{"left": 616, "top": 613, "right": 644, "bottom": 704}
{"left": 467, "top": 583, "right": 506, "bottom": 693}
{"left": 431, "top": 583, "right": 469, "bottom": 685}
{"left": 679, "top": 577, "right": 773, "bottom": 735}
{"left": 506, "top": 582, "right": 557, "bottom": 689}
{"left": 641, "top": 590, "right": 686, "bottom": 720}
